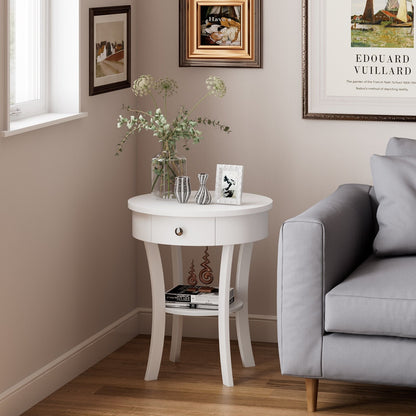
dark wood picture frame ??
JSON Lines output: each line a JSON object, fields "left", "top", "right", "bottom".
{"left": 89, "top": 5, "right": 131, "bottom": 96}
{"left": 303, "top": 0, "right": 416, "bottom": 122}
{"left": 179, "top": 0, "right": 262, "bottom": 68}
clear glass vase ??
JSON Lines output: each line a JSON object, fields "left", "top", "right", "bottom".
{"left": 151, "top": 143, "right": 187, "bottom": 199}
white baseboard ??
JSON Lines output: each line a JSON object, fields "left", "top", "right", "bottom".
{"left": 137, "top": 307, "right": 278, "bottom": 344}
{"left": 0, "top": 308, "right": 141, "bottom": 416}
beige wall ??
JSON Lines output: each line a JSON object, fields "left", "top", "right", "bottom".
{"left": 0, "top": 0, "right": 137, "bottom": 396}
{"left": 2, "top": 0, "right": 416, "bottom": 408}
{"left": 134, "top": 0, "right": 416, "bottom": 321}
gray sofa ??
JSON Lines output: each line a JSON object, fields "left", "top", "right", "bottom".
{"left": 277, "top": 137, "right": 416, "bottom": 411}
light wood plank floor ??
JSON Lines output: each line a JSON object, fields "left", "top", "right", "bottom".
{"left": 22, "top": 336, "right": 416, "bottom": 415}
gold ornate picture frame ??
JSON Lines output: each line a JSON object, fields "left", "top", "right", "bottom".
{"left": 179, "top": 0, "right": 262, "bottom": 68}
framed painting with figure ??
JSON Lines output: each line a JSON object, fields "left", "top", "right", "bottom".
{"left": 89, "top": 5, "right": 131, "bottom": 96}
{"left": 304, "top": 0, "right": 416, "bottom": 121}
{"left": 215, "top": 164, "right": 244, "bottom": 205}
{"left": 179, "top": 0, "right": 262, "bottom": 67}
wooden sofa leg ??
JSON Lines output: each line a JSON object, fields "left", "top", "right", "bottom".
{"left": 305, "top": 378, "right": 319, "bottom": 412}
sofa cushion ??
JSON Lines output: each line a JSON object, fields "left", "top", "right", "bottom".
{"left": 370, "top": 155, "right": 416, "bottom": 256}
{"left": 386, "top": 137, "right": 416, "bottom": 156}
{"left": 325, "top": 255, "right": 416, "bottom": 339}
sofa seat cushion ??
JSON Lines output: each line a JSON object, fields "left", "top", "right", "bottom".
{"left": 325, "top": 255, "right": 416, "bottom": 339}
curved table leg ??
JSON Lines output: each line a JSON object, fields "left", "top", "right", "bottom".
{"left": 235, "top": 243, "right": 255, "bottom": 367}
{"left": 144, "top": 242, "right": 166, "bottom": 381}
{"left": 218, "top": 244, "right": 235, "bottom": 387}
{"left": 170, "top": 246, "right": 183, "bottom": 362}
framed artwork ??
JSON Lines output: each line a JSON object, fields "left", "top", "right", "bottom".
{"left": 215, "top": 164, "right": 244, "bottom": 205}
{"left": 179, "top": 0, "right": 262, "bottom": 68}
{"left": 89, "top": 5, "right": 131, "bottom": 96}
{"left": 304, "top": 0, "right": 416, "bottom": 121}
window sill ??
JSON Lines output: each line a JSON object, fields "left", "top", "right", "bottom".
{"left": 1, "top": 112, "right": 88, "bottom": 137}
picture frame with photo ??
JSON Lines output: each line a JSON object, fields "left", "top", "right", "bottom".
{"left": 179, "top": 0, "right": 262, "bottom": 68}
{"left": 215, "top": 164, "right": 244, "bottom": 205}
{"left": 89, "top": 5, "right": 131, "bottom": 96}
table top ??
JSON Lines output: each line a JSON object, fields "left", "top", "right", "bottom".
{"left": 128, "top": 192, "right": 273, "bottom": 218}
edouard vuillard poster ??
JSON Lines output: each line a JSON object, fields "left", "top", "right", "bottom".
{"left": 304, "top": 0, "right": 416, "bottom": 120}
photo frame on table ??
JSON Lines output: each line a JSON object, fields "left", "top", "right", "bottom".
{"left": 303, "top": 0, "right": 416, "bottom": 121}
{"left": 89, "top": 5, "right": 131, "bottom": 96}
{"left": 215, "top": 164, "right": 244, "bottom": 205}
{"left": 179, "top": 0, "right": 262, "bottom": 68}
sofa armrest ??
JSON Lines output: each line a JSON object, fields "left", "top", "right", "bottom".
{"left": 277, "top": 184, "right": 375, "bottom": 378}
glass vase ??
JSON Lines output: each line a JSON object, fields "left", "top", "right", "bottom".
{"left": 151, "top": 145, "right": 187, "bottom": 199}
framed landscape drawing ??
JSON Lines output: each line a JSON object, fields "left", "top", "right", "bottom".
{"left": 179, "top": 0, "right": 262, "bottom": 67}
{"left": 89, "top": 5, "right": 131, "bottom": 96}
{"left": 303, "top": 0, "right": 416, "bottom": 121}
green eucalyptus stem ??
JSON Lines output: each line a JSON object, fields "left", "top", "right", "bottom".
{"left": 115, "top": 128, "right": 137, "bottom": 156}
{"left": 149, "top": 91, "right": 158, "bottom": 109}
{"left": 167, "top": 160, "right": 178, "bottom": 177}
{"left": 151, "top": 170, "right": 161, "bottom": 192}
{"left": 126, "top": 107, "right": 150, "bottom": 116}
{"left": 188, "top": 93, "right": 210, "bottom": 116}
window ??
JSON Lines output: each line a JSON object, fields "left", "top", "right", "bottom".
{"left": 2, "top": 0, "right": 86, "bottom": 137}
{"left": 9, "top": 0, "right": 47, "bottom": 120}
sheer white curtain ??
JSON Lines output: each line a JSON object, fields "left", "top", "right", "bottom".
{"left": 9, "top": 0, "right": 47, "bottom": 119}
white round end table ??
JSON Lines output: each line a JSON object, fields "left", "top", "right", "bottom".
{"left": 128, "top": 192, "right": 273, "bottom": 387}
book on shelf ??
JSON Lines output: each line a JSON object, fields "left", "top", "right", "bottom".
{"left": 165, "top": 299, "right": 235, "bottom": 310}
{"left": 165, "top": 284, "right": 234, "bottom": 306}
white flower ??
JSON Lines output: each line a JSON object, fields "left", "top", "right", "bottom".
{"left": 132, "top": 75, "right": 154, "bottom": 97}
{"left": 206, "top": 76, "right": 227, "bottom": 98}
{"left": 155, "top": 78, "right": 178, "bottom": 97}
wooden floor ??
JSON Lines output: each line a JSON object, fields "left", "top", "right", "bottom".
{"left": 22, "top": 336, "right": 416, "bottom": 416}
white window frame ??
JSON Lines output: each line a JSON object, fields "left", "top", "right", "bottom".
{"left": 1, "top": 0, "right": 87, "bottom": 137}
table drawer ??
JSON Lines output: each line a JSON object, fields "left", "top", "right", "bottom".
{"left": 216, "top": 212, "right": 269, "bottom": 245}
{"left": 151, "top": 216, "right": 215, "bottom": 246}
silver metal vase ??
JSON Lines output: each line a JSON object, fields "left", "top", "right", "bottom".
{"left": 195, "top": 173, "right": 212, "bottom": 205}
{"left": 174, "top": 176, "right": 191, "bottom": 203}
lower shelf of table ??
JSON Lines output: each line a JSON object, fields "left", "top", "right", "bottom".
{"left": 165, "top": 299, "right": 244, "bottom": 317}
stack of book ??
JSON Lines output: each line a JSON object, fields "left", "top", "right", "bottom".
{"left": 165, "top": 285, "right": 234, "bottom": 310}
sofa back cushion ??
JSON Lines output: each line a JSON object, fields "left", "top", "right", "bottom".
{"left": 386, "top": 136, "right": 416, "bottom": 156}
{"left": 371, "top": 155, "right": 416, "bottom": 256}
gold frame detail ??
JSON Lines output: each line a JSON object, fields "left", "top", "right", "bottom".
{"left": 180, "top": 0, "right": 262, "bottom": 68}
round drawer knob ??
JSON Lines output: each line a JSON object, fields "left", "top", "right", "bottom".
{"left": 175, "top": 227, "right": 184, "bottom": 236}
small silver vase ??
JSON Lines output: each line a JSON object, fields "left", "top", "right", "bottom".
{"left": 195, "top": 173, "right": 212, "bottom": 205}
{"left": 174, "top": 176, "right": 191, "bottom": 203}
